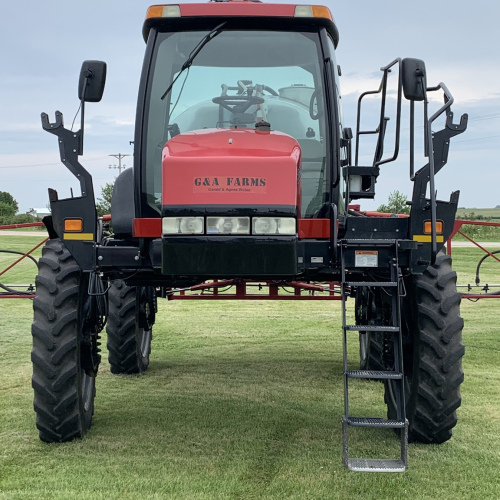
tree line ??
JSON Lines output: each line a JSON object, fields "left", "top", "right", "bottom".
{"left": 0, "top": 191, "right": 41, "bottom": 226}
{"left": 0, "top": 183, "right": 114, "bottom": 228}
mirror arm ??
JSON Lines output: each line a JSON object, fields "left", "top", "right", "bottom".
{"left": 78, "top": 72, "right": 92, "bottom": 155}
{"left": 79, "top": 98, "right": 86, "bottom": 156}
{"left": 410, "top": 100, "right": 415, "bottom": 180}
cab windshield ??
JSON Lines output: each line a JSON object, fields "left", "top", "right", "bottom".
{"left": 143, "top": 28, "right": 331, "bottom": 217}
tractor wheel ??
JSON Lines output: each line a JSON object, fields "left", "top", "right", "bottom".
{"left": 31, "top": 239, "right": 102, "bottom": 443}
{"left": 359, "top": 331, "right": 385, "bottom": 372}
{"left": 106, "top": 280, "right": 153, "bottom": 374}
{"left": 385, "top": 252, "right": 465, "bottom": 443}
{"left": 355, "top": 287, "right": 385, "bottom": 372}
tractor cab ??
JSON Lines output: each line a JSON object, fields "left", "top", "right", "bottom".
{"left": 123, "top": 2, "right": 344, "bottom": 279}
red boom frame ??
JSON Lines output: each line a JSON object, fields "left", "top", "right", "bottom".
{"left": 2, "top": 219, "right": 499, "bottom": 300}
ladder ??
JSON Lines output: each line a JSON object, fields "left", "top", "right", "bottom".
{"left": 340, "top": 239, "right": 408, "bottom": 472}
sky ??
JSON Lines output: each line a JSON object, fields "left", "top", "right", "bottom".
{"left": 1, "top": 0, "right": 499, "bottom": 214}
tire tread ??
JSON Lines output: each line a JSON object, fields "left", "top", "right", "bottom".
{"left": 31, "top": 239, "right": 94, "bottom": 443}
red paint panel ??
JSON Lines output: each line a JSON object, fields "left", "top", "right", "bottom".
{"left": 133, "top": 218, "right": 162, "bottom": 237}
{"left": 180, "top": 2, "right": 296, "bottom": 18}
{"left": 164, "top": 128, "right": 300, "bottom": 157}
{"left": 298, "top": 218, "right": 330, "bottom": 239}
{"left": 162, "top": 129, "right": 301, "bottom": 207}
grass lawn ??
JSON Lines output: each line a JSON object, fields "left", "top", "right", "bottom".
{"left": 1, "top": 236, "right": 499, "bottom": 499}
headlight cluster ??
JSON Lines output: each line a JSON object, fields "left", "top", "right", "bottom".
{"left": 162, "top": 216, "right": 296, "bottom": 235}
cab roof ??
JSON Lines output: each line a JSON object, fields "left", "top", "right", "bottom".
{"left": 143, "top": 1, "right": 339, "bottom": 46}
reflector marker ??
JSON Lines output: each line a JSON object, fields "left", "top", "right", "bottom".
{"left": 63, "top": 233, "right": 94, "bottom": 241}
{"left": 413, "top": 235, "right": 444, "bottom": 243}
{"left": 424, "top": 220, "right": 443, "bottom": 234}
{"left": 64, "top": 218, "right": 83, "bottom": 232}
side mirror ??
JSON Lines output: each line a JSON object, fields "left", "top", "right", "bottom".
{"left": 78, "top": 60, "right": 107, "bottom": 102}
{"left": 402, "top": 58, "right": 427, "bottom": 101}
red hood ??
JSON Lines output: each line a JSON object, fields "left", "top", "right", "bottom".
{"left": 162, "top": 128, "right": 301, "bottom": 207}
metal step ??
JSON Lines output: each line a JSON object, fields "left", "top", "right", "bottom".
{"left": 345, "top": 281, "right": 398, "bottom": 288}
{"left": 347, "top": 458, "right": 407, "bottom": 473}
{"left": 345, "top": 417, "right": 406, "bottom": 428}
{"left": 346, "top": 370, "right": 403, "bottom": 380}
{"left": 341, "top": 239, "right": 398, "bottom": 247}
{"left": 345, "top": 325, "right": 399, "bottom": 332}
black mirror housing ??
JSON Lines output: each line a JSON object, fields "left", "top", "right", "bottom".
{"left": 402, "top": 58, "right": 427, "bottom": 101}
{"left": 78, "top": 60, "right": 107, "bottom": 102}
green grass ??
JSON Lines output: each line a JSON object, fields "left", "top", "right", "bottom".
{"left": 454, "top": 207, "right": 500, "bottom": 241}
{"left": 0, "top": 234, "right": 45, "bottom": 288}
{"left": 1, "top": 237, "right": 500, "bottom": 499}
{"left": 452, "top": 224, "right": 500, "bottom": 243}
{"left": 456, "top": 207, "right": 500, "bottom": 219}
{"left": 450, "top": 246, "right": 500, "bottom": 292}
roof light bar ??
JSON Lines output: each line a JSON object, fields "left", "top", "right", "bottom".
{"left": 146, "top": 4, "right": 332, "bottom": 21}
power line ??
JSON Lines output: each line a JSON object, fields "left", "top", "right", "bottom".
{"left": 468, "top": 113, "right": 500, "bottom": 122}
{"left": 0, "top": 156, "right": 109, "bottom": 169}
{"left": 453, "top": 134, "right": 500, "bottom": 144}
{"left": 108, "top": 153, "right": 130, "bottom": 175}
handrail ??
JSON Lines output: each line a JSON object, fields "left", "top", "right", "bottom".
{"left": 354, "top": 58, "right": 402, "bottom": 168}
{"left": 424, "top": 82, "right": 455, "bottom": 263}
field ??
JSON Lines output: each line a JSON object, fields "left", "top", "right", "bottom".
{"left": 456, "top": 207, "right": 500, "bottom": 220}
{"left": 1, "top": 235, "right": 500, "bottom": 499}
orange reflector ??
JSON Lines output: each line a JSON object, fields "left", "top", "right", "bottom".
{"left": 312, "top": 5, "right": 333, "bottom": 20}
{"left": 146, "top": 5, "right": 165, "bottom": 19}
{"left": 64, "top": 218, "right": 83, "bottom": 232}
{"left": 424, "top": 220, "right": 443, "bottom": 234}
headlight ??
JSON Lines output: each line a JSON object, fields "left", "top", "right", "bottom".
{"left": 206, "top": 217, "right": 250, "bottom": 235}
{"left": 162, "top": 216, "right": 296, "bottom": 236}
{"left": 162, "top": 217, "right": 204, "bottom": 235}
{"left": 252, "top": 217, "right": 296, "bottom": 235}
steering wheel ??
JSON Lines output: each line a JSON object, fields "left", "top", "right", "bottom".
{"left": 309, "top": 89, "right": 323, "bottom": 120}
{"left": 212, "top": 95, "right": 265, "bottom": 113}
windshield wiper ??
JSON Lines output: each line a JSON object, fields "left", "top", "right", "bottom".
{"left": 160, "top": 22, "right": 227, "bottom": 100}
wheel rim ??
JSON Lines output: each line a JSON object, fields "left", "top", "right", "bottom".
{"left": 359, "top": 333, "right": 368, "bottom": 365}
{"left": 81, "top": 372, "right": 94, "bottom": 413}
{"left": 140, "top": 328, "right": 152, "bottom": 359}
{"left": 386, "top": 374, "right": 411, "bottom": 413}
{"left": 79, "top": 277, "right": 100, "bottom": 412}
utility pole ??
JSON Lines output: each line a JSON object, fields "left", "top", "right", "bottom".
{"left": 109, "top": 153, "right": 130, "bottom": 175}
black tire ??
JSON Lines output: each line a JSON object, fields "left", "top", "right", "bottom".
{"left": 106, "top": 280, "right": 153, "bottom": 374}
{"left": 386, "top": 252, "right": 465, "bottom": 443}
{"left": 359, "top": 331, "right": 385, "bottom": 371}
{"left": 31, "top": 239, "right": 99, "bottom": 442}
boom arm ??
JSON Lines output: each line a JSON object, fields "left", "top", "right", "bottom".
{"left": 41, "top": 111, "right": 95, "bottom": 200}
